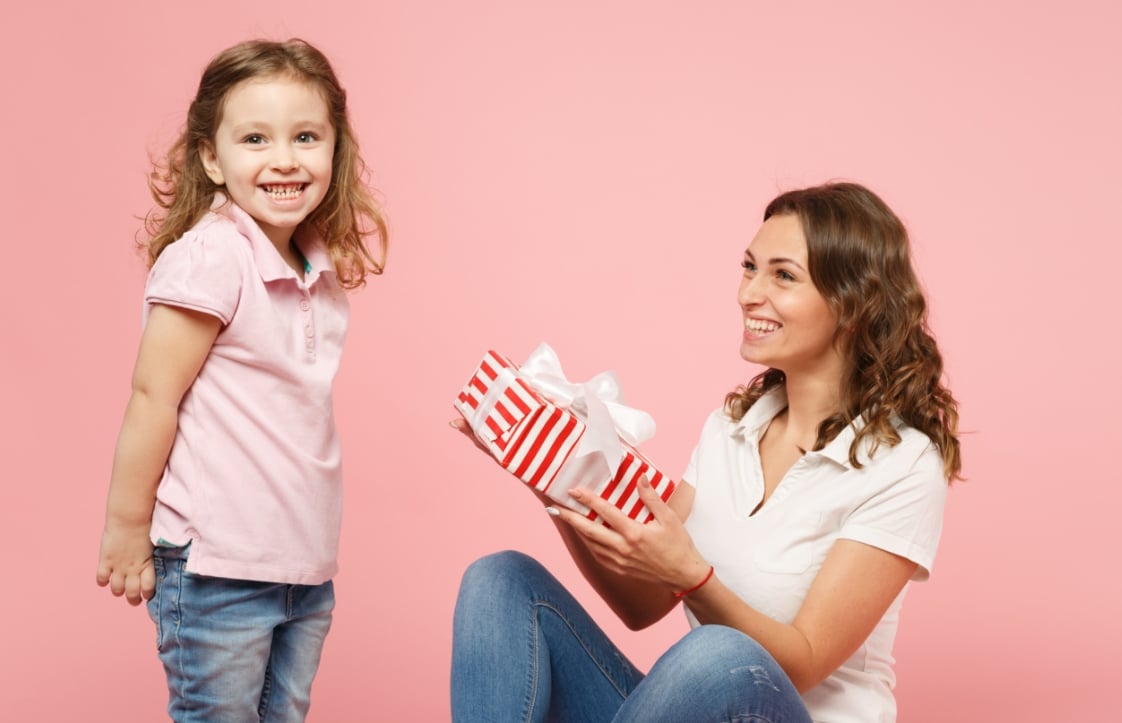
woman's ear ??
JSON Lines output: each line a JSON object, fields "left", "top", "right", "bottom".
{"left": 200, "top": 142, "right": 225, "bottom": 186}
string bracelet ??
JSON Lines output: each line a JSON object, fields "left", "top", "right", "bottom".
{"left": 673, "top": 565, "right": 715, "bottom": 599}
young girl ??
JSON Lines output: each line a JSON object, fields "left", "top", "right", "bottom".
{"left": 451, "top": 182, "right": 960, "bottom": 722}
{"left": 96, "top": 38, "right": 387, "bottom": 722}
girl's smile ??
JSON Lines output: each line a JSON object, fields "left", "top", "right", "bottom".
{"left": 201, "top": 75, "right": 335, "bottom": 253}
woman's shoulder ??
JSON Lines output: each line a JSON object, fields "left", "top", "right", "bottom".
{"left": 863, "top": 422, "right": 947, "bottom": 494}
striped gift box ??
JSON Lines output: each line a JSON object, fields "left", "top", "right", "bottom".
{"left": 455, "top": 349, "right": 676, "bottom": 524}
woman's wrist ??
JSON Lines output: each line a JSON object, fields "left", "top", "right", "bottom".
{"left": 673, "top": 564, "right": 715, "bottom": 599}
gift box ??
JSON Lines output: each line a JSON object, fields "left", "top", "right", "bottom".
{"left": 454, "top": 343, "right": 676, "bottom": 524}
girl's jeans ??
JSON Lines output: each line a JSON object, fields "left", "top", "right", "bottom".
{"left": 451, "top": 550, "right": 812, "bottom": 723}
{"left": 148, "top": 544, "right": 334, "bottom": 723}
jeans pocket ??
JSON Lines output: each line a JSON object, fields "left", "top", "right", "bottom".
{"left": 150, "top": 544, "right": 188, "bottom": 653}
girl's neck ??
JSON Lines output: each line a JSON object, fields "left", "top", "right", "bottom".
{"left": 264, "top": 228, "right": 306, "bottom": 280}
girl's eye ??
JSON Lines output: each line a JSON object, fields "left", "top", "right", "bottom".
{"left": 296, "top": 132, "right": 317, "bottom": 143}
{"left": 243, "top": 134, "right": 265, "bottom": 145}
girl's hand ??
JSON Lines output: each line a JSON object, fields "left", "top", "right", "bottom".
{"left": 548, "top": 476, "right": 710, "bottom": 592}
{"left": 96, "top": 523, "right": 156, "bottom": 606}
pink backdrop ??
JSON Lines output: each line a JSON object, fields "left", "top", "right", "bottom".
{"left": 3, "top": 1, "right": 1119, "bottom": 720}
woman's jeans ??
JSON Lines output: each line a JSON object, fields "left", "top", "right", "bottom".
{"left": 451, "top": 550, "right": 812, "bottom": 723}
{"left": 148, "top": 544, "right": 334, "bottom": 723}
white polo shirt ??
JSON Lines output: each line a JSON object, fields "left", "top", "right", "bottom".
{"left": 681, "top": 387, "right": 948, "bottom": 723}
{"left": 145, "top": 198, "right": 349, "bottom": 585}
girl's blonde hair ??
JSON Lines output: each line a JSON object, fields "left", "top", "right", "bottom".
{"left": 144, "top": 38, "right": 387, "bottom": 288}
{"left": 725, "top": 182, "right": 962, "bottom": 481}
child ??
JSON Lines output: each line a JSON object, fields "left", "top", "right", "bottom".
{"left": 96, "top": 38, "right": 387, "bottom": 722}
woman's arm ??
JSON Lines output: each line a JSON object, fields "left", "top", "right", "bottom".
{"left": 448, "top": 419, "right": 697, "bottom": 630}
{"left": 554, "top": 481, "right": 916, "bottom": 692}
{"left": 543, "top": 481, "right": 698, "bottom": 630}
{"left": 685, "top": 539, "right": 915, "bottom": 692}
{"left": 96, "top": 305, "right": 221, "bottom": 606}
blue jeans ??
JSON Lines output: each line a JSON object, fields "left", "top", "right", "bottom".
{"left": 148, "top": 544, "right": 334, "bottom": 723}
{"left": 451, "top": 550, "right": 812, "bottom": 723}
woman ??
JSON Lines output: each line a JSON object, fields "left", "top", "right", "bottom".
{"left": 450, "top": 181, "right": 961, "bottom": 722}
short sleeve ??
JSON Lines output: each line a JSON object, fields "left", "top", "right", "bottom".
{"left": 144, "top": 222, "right": 245, "bottom": 324}
{"left": 839, "top": 440, "right": 949, "bottom": 581}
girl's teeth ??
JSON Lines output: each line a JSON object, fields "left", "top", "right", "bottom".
{"left": 264, "top": 185, "right": 303, "bottom": 199}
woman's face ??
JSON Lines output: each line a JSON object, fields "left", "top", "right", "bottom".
{"left": 738, "top": 213, "right": 844, "bottom": 382}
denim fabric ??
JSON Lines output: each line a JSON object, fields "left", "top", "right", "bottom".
{"left": 148, "top": 544, "right": 334, "bottom": 723}
{"left": 451, "top": 550, "right": 812, "bottom": 723}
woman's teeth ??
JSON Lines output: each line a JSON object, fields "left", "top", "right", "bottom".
{"left": 745, "top": 318, "right": 779, "bottom": 333}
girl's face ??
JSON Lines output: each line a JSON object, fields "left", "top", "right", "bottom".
{"left": 738, "top": 213, "right": 844, "bottom": 382}
{"left": 201, "top": 75, "right": 335, "bottom": 250}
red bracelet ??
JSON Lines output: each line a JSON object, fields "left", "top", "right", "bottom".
{"left": 673, "top": 565, "right": 714, "bottom": 599}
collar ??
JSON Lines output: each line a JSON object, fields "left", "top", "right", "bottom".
{"left": 211, "top": 194, "right": 334, "bottom": 285}
{"left": 729, "top": 386, "right": 895, "bottom": 469}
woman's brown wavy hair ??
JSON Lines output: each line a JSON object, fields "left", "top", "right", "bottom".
{"left": 725, "top": 182, "right": 961, "bottom": 481}
{"left": 143, "top": 38, "right": 387, "bottom": 289}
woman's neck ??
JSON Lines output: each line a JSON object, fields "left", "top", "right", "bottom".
{"left": 776, "top": 373, "right": 842, "bottom": 450}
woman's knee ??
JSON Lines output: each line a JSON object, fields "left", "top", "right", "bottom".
{"left": 661, "top": 625, "right": 775, "bottom": 679}
{"left": 458, "top": 550, "right": 545, "bottom": 600}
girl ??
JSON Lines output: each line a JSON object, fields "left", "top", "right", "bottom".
{"left": 451, "top": 182, "right": 960, "bottom": 722}
{"left": 96, "top": 38, "right": 387, "bottom": 722}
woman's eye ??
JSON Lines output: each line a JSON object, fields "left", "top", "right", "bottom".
{"left": 777, "top": 269, "right": 796, "bottom": 281}
{"left": 741, "top": 259, "right": 756, "bottom": 273}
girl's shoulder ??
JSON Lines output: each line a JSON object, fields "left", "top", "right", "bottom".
{"left": 153, "top": 212, "right": 254, "bottom": 274}
{"left": 146, "top": 213, "right": 255, "bottom": 319}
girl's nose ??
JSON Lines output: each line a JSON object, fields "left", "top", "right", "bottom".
{"left": 272, "top": 147, "right": 299, "bottom": 171}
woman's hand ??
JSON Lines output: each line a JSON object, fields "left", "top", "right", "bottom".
{"left": 448, "top": 417, "right": 491, "bottom": 455}
{"left": 547, "top": 476, "right": 710, "bottom": 593}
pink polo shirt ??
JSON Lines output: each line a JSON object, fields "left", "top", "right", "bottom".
{"left": 145, "top": 198, "right": 349, "bottom": 585}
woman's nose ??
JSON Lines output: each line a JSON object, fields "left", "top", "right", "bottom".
{"left": 738, "top": 274, "right": 763, "bottom": 306}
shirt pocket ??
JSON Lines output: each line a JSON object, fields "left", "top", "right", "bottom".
{"left": 752, "top": 512, "right": 824, "bottom": 575}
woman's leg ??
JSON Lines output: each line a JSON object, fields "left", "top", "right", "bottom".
{"left": 451, "top": 550, "right": 645, "bottom": 723}
{"left": 613, "top": 625, "right": 812, "bottom": 723}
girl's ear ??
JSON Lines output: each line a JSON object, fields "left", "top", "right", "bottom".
{"left": 200, "top": 142, "right": 225, "bottom": 186}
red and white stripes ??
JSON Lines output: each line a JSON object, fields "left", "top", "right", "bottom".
{"left": 455, "top": 350, "right": 675, "bottom": 524}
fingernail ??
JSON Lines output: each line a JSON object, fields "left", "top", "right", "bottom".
{"left": 546, "top": 507, "right": 561, "bottom": 517}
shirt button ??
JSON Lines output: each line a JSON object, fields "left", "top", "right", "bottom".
{"left": 300, "top": 300, "right": 310, "bottom": 311}
{"left": 305, "top": 325, "right": 314, "bottom": 338}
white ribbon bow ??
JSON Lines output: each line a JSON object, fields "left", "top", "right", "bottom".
{"left": 471, "top": 343, "right": 657, "bottom": 504}
{"left": 518, "top": 343, "right": 656, "bottom": 446}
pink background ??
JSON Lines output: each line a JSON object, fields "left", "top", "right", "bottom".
{"left": 2, "top": 1, "right": 1119, "bottom": 720}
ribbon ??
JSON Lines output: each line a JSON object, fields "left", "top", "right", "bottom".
{"left": 470, "top": 343, "right": 656, "bottom": 504}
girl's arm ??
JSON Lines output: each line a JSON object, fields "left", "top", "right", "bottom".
{"left": 96, "top": 305, "right": 221, "bottom": 606}
{"left": 554, "top": 481, "right": 916, "bottom": 693}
